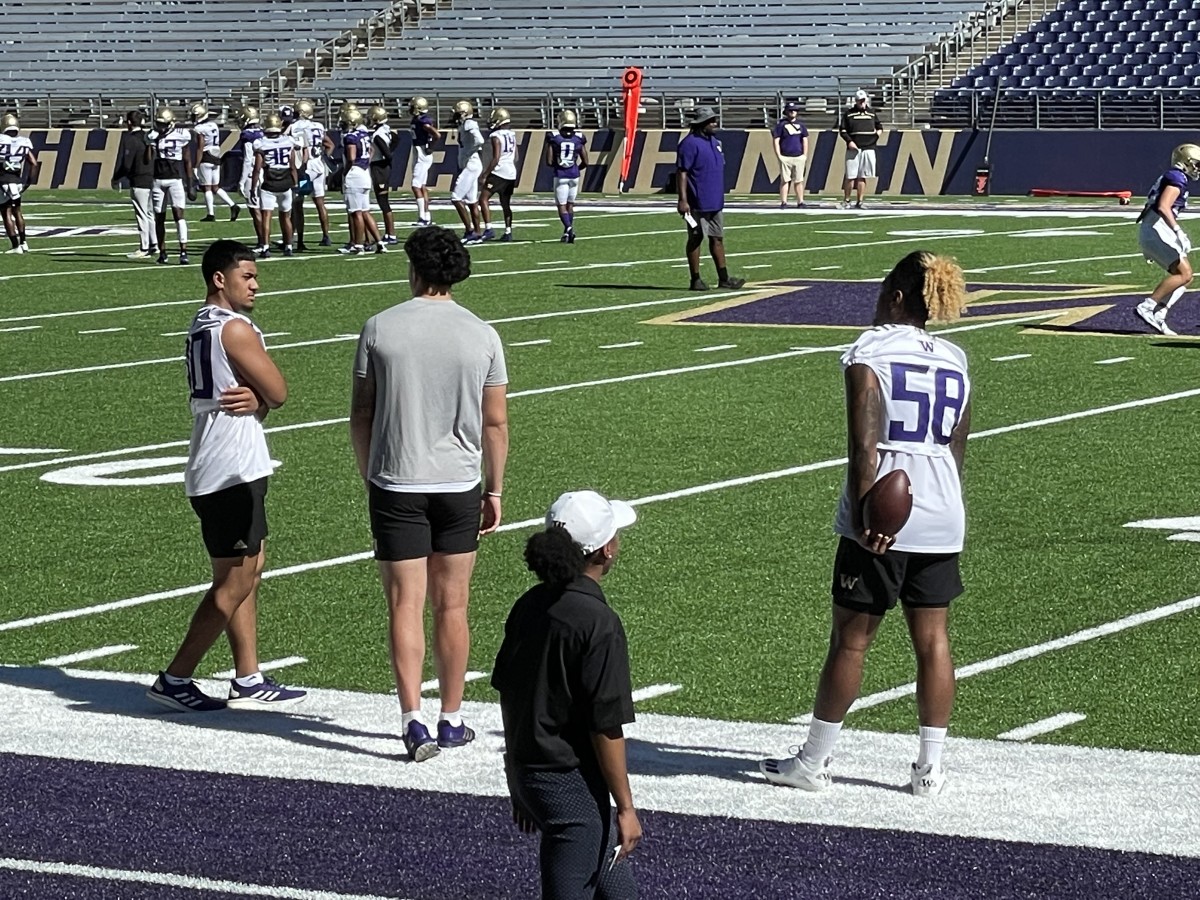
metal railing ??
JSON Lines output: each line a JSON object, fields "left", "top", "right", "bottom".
{"left": 929, "top": 87, "right": 1200, "bottom": 129}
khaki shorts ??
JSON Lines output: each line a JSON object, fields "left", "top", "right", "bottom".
{"left": 779, "top": 155, "right": 806, "bottom": 183}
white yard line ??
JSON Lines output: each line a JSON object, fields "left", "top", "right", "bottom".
{"left": 695, "top": 344, "right": 738, "bottom": 352}
{"left": 420, "top": 671, "right": 488, "bottom": 693}
{"left": 965, "top": 252, "right": 1140, "bottom": 274}
{"left": 810, "top": 265, "right": 842, "bottom": 270}
{"left": 743, "top": 264, "right": 773, "bottom": 270}
{"left": 998, "top": 712, "right": 1087, "bottom": 741}
{"left": 77, "top": 327, "right": 126, "bottom": 335}
{"left": 991, "top": 353, "right": 1032, "bottom": 361}
{"left": 792, "top": 594, "right": 1200, "bottom": 724}
{"left": 0, "top": 858, "right": 399, "bottom": 900}
{"left": 1095, "top": 356, "right": 1134, "bottom": 365}
{"left": 1027, "top": 269, "right": 1057, "bottom": 275}
{"left": 508, "top": 339, "right": 551, "bottom": 346}
{"left": 631, "top": 683, "right": 684, "bottom": 702}
{"left": 210, "top": 656, "right": 308, "bottom": 680}
{"left": 1103, "top": 270, "right": 1131, "bottom": 276}
{"left": 0, "top": 325, "right": 41, "bottom": 333}
{"left": 39, "top": 645, "right": 137, "bottom": 666}
{"left": 600, "top": 341, "right": 644, "bottom": 349}
{"left": 8, "top": 380, "right": 1200, "bottom": 634}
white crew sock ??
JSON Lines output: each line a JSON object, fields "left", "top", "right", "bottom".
{"left": 917, "top": 725, "right": 948, "bottom": 769}
{"left": 1165, "top": 285, "right": 1187, "bottom": 310}
{"left": 234, "top": 672, "right": 264, "bottom": 688}
{"left": 204, "top": 192, "right": 215, "bottom": 217}
{"left": 162, "top": 672, "right": 191, "bottom": 686}
{"left": 216, "top": 188, "right": 236, "bottom": 207}
{"left": 176, "top": 220, "right": 188, "bottom": 245}
{"left": 417, "top": 197, "right": 428, "bottom": 219}
{"left": 440, "top": 709, "right": 462, "bottom": 727}
{"left": 401, "top": 709, "right": 426, "bottom": 729}
{"left": 800, "top": 717, "right": 842, "bottom": 765}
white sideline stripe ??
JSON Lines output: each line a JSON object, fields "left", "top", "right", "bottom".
{"left": 1027, "top": 269, "right": 1057, "bottom": 274}
{"left": 77, "top": 327, "right": 126, "bottom": 334}
{"left": 600, "top": 341, "right": 643, "bottom": 349}
{"left": 0, "top": 325, "right": 41, "bottom": 332}
{"left": 508, "top": 339, "right": 551, "bottom": 346}
{"left": 0, "top": 447, "right": 67, "bottom": 454}
{"left": 211, "top": 656, "right": 308, "bottom": 680}
{"left": 998, "top": 712, "right": 1087, "bottom": 742}
{"left": 792, "top": 594, "right": 1200, "bottom": 724}
{"left": 39, "top": 644, "right": 137, "bottom": 666}
{"left": 743, "top": 264, "right": 773, "bottom": 269}
{"left": 0, "top": 858, "right": 402, "bottom": 900}
{"left": 695, "top": 344, "right": 738, "bottom": 352}
{"left": 0, "top": 290, "right": 756, "bottom": 382}
{"left": 1104, "top": 270, "right": 1131, "bottom": 275}
{"left": 991, "top": 354, "right": 1032, "bottom": 361}
{"left": 631, "top": 683, "right": 683, "bottom": 702}
{"left": 810, "top": 265, "right": 842, "bottom": 270}
{"left": 537, "top": 259, "right": 569, "bottom": 265}
{"left": 420, "top": 671, "right": 488, "bottom": 693}
{"left": 6, "top": 378, "right": 1200, "bottom": 633}
{"left": 1095, "top": 356, "right": 1134, "bottom": 365}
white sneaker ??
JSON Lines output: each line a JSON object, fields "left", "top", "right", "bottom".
{"left": 19, "top": 241, "right": 29, "bottom": 252}
{"left": 1155, "top": 309, "right": 1177, "bottom": 336}
{"left": 4, "top": 245, "right": 25, "bottom": 254}
{"left": 126, "top": 249, "right": 150, "bottom": 259}
{"left": 1135, "top": 299, "right": 1175, "bottom": 335}
{"left": 911, "top": 762, "right": 947, "bottom": 798}
{"left": 836, "top": 200, "right": 851, "bottom": 210}
{"left": 760, "top": 752, "right": 833, "bottom": 791}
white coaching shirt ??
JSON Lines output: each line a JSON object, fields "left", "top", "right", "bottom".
{"left": 833, "top": 324, "right": 971, "bottom": 553}
{"left": 184, "top": 305, "right": 273, "bottom": 497}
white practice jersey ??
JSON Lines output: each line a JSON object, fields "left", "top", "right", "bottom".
{"left": 154, "top": 127, "right": 192, "bottom": 179}
{"left": 0, "top": 133, "right": 34, "bottom": 178}
{"left": 290, "top": 118, "right": 326, "bottom": 166}
{"left": 833, "top": 324, "right": 971, "bottom": 553}
{"left": 370, "top": 123, "right": 392, "bottom": 165}
{"left": 253, "top": 134, "right": 295, "bottom": 173}
{"left": 184, "top": 305, "right": 273, "bottom": 497}
{"left": 457, "top": 118, "right": 484, "bottom": 168}
{"left": 194, "top": 120, "right": 221, "bottom": 160}
{"left": 487, "top": 127, "right": 518, "bottom": 180}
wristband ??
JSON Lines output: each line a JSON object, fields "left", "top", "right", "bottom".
{"left": 485, "top": 491, "right": 502, "bottom": 498}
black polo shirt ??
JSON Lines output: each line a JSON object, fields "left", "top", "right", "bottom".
{"left": 839, "top": 107, "right": 882, "bottom": 149}
{"left": 492, "top": 575, "right": 635, "bottom": 771}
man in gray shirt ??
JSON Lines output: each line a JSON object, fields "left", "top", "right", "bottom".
{"left": 350, "top": 225, "right": 510, "bottom": 762}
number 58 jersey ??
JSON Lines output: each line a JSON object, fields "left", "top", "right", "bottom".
{"left": 184, "top": 305, "right": 272, "bottom": 498}
{"left": 833, "top": 324, "right": 971, "bottom": 553}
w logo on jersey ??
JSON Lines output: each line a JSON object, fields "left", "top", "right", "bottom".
{"left": 647, "top": 279, "right": 1176, "bottom": 338}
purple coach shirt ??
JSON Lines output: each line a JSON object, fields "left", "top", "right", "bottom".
{"left": 677, "top": 131, "right": 726, "bottom": 213}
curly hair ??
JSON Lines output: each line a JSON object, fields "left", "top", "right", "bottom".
{"left": 889, "top": 250, "right": 968, "bottom": 323}
{"left": 524, "top": 527, "right": 587, "bottom": 585}
{"left": 404, "top": 225, "right": 472, "bottom": 288}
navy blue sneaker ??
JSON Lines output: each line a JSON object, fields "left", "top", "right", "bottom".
{"left": 437, "top": 719, "right": 476, "bottom": 748}
{"left": 480, "top": 228, "right": 496, "bottom": 241}
{"left": 500, "top": 232, "right": 513, "bottom": 242}
{"left": 227, "top": 674, "right": 306, "bottom": 710}
{"left": 147, "top": 672, "right": 226, "bottom": 712}
{"left": 404, "top": 720, "right": 440, "bottom": 762}
{"left": 319, "top": 234, "right": 332, "bottom": 246}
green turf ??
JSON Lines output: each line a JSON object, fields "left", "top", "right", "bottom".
{"left": 3, "top": 191, "right": 1197, "bottom": 754}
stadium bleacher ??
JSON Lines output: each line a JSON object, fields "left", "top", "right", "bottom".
{"left": 931, "top": 0, "right": 1200, "bottom": 127}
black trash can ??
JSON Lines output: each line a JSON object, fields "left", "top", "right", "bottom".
{"left": 974, "top": 163, "right": 992, "bottom": 196}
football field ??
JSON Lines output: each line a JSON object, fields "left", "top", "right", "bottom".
{"left": 1, "top": 191, "right": 1198, "bottom": 898}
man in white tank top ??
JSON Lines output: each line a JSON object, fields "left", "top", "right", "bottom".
{"left": 147, "top": 239, "right": 306, "bottom": 713}
{"left": 478, "top": 107, "right": 520, "bottom": 242}
{"left": 762, "top": 250, "right": 972, "bottom": 799}
{"left": 350, "top": 225, "right": 509, "bottom": 762}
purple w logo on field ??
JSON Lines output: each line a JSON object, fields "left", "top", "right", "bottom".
{"left": 650, "top": 280, "right": 1179, "bottom": 337}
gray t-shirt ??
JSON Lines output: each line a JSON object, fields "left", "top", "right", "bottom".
{"left": 354, "top": 297, "right": 508, "bottom": 491}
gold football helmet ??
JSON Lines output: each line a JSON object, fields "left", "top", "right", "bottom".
{"left": 339, "top": 103, "right": 363, "bottom": 128}
{"left": 368, "top": 104, "right": 389, "bottom": 125}
{"left": 489, "top": 107, "right": 510, "bottom": 127}
{"left": 237, "top": 105, "right": 260, "bottom": 126}
{"left": 189, "top": 102, "right": 209, "bottom": 123}
{"left": 453, "top": 100, "right": 473, "bottom": 122}
{"left": 409, "top": 96, "right": 429, "bottom": 115}
{"left": 558, "top": 110, "right": 578, "bottom": 132}
{"left": 154, "top": 107, "right": 175, "bottom": 128}
{"left": 263, "top": 113, "right": 283, "bottom": 134}
{"left": 1171, "top": 144, "right": 1200, "bottom": 179}
{"left": 1, "top": 112, "right": 18, "bottom": 134}
{"left": 296, "top": 99, "right": 315, "bottom": 119}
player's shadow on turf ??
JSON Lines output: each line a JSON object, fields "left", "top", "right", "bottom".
{"left": 0, "top": 665, "right": 400, "bottom": 760}
{"left": 1151, "top": 340, "right": 1200, "bottom": 348}
{"left": 552, "top": 283, "right": 682, "bottom": 291}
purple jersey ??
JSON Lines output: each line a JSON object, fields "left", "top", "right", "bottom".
{"left": 411, "top": 113, "right": 436, "bottom": 152}
{"left": 549, "top": 133, "right": 587, "bottom": 178}
{"left": 344, "top": 128, "right": 370, "bottom": 170}
{"left": 1147, "top": 167, "right": 1190, "bottom": 216}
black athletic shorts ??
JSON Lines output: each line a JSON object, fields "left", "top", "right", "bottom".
{"left": 831, "top": 536, "right": 963, "bottom": 616}
{"left": 369, "top": 483, "right": 481, "bottom": 561}
{"left": 483, "top": 175, "right": 515, "bottom": 199}
{"left": 370, "top": 164, "right": 391, "bottom": 193}
{"left": 189, "top": 477, "right": 269, "bottom": 558}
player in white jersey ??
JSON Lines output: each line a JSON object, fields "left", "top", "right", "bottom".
{"left": 368, "top": 105, "right": 400, "bottom": 244}
{"left": 478, "top": 107, "right": 519, "bottom": 242}
{"left": 450, "top": 100, "right": 485, "bottom": 243}
{"left": 0, "top": 112, "right": 40, "bottom": 254}
{"left": 146, "top": 239, "right": 306, "bottom": 713}
{"left": 191, "top": 102, "right": 240, "bottom": 223}
{"left": 149, "top": 107, "right": 195, "bottom": 265}
{"left": 762, "top": 251, "right": 972, "bottom": 799}
{"left": 251, "top": 113, "right": 298, "bottom": 257}
{"left": 287, "top": 99, "right": 333, "bottom": 249}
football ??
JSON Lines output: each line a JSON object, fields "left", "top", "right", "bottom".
{"left": 862, "top": 469, "right": 913, "bottom": 536}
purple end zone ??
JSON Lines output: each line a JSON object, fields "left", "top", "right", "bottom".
{"left": 1, "top": 753, "right": 1196, "bottom": 899}
{"left": 682, "top": 280, "right": 1195, "bottom": 336}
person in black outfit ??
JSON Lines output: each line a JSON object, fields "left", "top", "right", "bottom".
{"left": 111, "top": 110, "right": 156, "bottom": 258}
{"left": 492, "top": 490, "right": 641, "bottom": 900}
{"left": 838, "top": 89, "right": 883, "bottom": 210}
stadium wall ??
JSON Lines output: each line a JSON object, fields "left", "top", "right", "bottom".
{"left": 23, "top": 128, "right": 1190, "bottom": 197}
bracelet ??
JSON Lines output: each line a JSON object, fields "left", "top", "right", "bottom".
{"left": 485, "top": 491, "right": 502, "bottom": 498}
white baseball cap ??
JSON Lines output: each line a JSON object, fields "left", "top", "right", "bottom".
{"left": 546, "top": 490, "right": 637, "bottom": 554}
{"left": 855, "top": 89, "right": 869, "bottom": 101}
